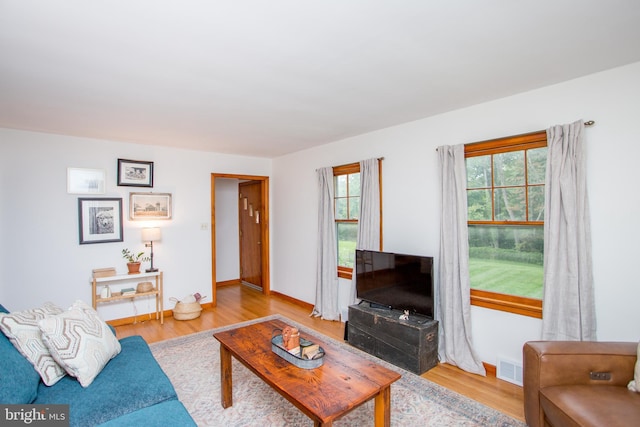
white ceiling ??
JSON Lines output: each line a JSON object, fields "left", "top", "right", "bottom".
{"left": 1, "top": 1, "right": 640, "bottom": 158}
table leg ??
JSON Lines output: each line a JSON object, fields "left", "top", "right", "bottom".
{"left": 374, "top": 385, "right": 391, "bottom": 427}
{"left": 220, "top": 344, "right": 233, "bottom": 408}
{"left": 158, "top": 273, "right": 164, "bottom": 324}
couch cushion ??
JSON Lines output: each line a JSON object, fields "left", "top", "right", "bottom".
{"left": 0, "top": 308, "right": 42, "bottom": 403}
{"left": 0, "top": 302, "right": 66, "bottom": 386}
{"left": 96, "top": 399, "right": 196, "bottom": 427}
{"left": 540, "top": 385, "right": 640, "bottom": 427}
{"left": 34, "top": 335, "right": 178, "bottom": 427}
{"left": 38, "top": 300, "right": 121, "bottom": 387}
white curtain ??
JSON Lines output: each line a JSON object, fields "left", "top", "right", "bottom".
{"left": 349, "top": 158, "right": 381, "bottom": 305}
{"left": 542, "top": 120, "right": 596, "bottom": 340}
{"left": 437, "top": 144, "right": 486, "bottom": 376}
{"left": 312, "top": 167, "right": 340, "bottom": 320}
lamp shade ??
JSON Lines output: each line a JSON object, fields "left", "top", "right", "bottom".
{"left": 141, "top": 227, "right": 161, "bottom": 242}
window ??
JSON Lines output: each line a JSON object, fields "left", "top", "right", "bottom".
{"left": 465, "top": 131, "right": 546, "bottom": 318}
{"left": 333, "top": 160, "right": 382, "bottom": 279}
{"left": 334, "top": 163, "right": 361, "bottom": 279}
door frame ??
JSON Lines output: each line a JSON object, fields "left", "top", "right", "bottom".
{"left": 210, "top": 173, "right": 270, "bottom": 306}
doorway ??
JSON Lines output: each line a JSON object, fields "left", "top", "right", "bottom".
{"left": 210, "top": 173, "right": 270, "bottom": 306}
{"left": 239, "top": 180, "right": 263, "bottom": 289}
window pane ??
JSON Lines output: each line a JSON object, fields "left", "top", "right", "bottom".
{"left": 466, "top": 156, "right": 491, "bottom": 189}
{"left": 349, "top": 196, "right": 360, "bottom": 219}
{"left": 528, "top": 186, "right": 545, "bottom": 221}
{"left": 335, "top": 175, "right": 347, "bottom": 197}
{"left": 337, "top": 223, "right": 358, "bottom": 268}
{"left": 467, "top": 189, "right": 492, "bottom": 220}
{"left": 468, "top": 225, "right": 543, "bottom": 298}
{"left": 348, "top": 173, "right": 361, "bottom": 196}
{"left": 335, "top": 198, "right": 348, "bottom": 219}
{"left": 527, "top": 147, "right": 547, "bottom": 185}
{"left": 493, "top": 151, "right": 524, "bottom": 187}
{"left": 494, "top": 187, "right": 525, "bottom": 221}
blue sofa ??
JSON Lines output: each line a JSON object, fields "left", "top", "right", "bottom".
{"left": 0, "top": 304, "right": 196, "bottom": 427}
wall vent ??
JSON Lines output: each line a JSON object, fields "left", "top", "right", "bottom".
{"left": 497, "top": 357, "right": 523, "bottom": 386}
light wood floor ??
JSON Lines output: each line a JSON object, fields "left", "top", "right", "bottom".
{"left": 114, "top": 284, "right": 524, "bottom": 422}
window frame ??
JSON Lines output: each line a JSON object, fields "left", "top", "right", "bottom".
{"left": 465, "top": 130, "right": 546, "bottom": 318}
{"left": 333, "top": 161, "right": 383, "bottom": 279}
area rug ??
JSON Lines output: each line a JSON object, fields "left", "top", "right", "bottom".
{"left": 150, "top": 315, "right": 525, "bottom": 426}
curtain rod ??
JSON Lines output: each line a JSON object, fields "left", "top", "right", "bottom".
{"left": 435, "top": 120, "right": 595, "bottom": 151}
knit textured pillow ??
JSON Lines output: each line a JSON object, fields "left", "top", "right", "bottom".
{"left": 0, "top": 302, "right": 66, "bottom": 386}
{"left": 38, "top": 300, "right": 121, "bottom": 387}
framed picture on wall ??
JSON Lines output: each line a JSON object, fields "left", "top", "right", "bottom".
{"left": 117, "top": 159, "right": 154, "bottom": 187}
{"left": 67, "top": 168, "right": 106, "bottom": 194}
{"left": 78, "top": 198, "right": 124, "bottom": 244}
{"left": 129, "top": 192, "right": 172, "bottom": 220}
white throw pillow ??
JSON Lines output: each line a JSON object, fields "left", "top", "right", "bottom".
{"left": 38, "top": 300, "right": 121, "bottom": 387}
{"left": 628, "top": 341, "right": 640, "bottom": 392}
{"left": 0, "top": 302, "right": 66, "bottom": 386}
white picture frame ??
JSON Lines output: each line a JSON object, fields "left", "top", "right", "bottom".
{"left": 67, "top": 168, "right": 106, "bottom": 194}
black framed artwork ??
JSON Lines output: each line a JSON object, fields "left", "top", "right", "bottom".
{"left": 78, "top": 198, "right": 124, "bottom": 244}
{"left": 117, "top": 159, "right": 154, "bottom": 187}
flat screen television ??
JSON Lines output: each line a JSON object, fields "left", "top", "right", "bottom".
{"left": 355, "top": 249, "right": 434, "bottom": 319}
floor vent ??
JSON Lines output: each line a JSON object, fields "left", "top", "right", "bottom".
{"left": 497, "top": 357, "right": 523, "bottom": 386}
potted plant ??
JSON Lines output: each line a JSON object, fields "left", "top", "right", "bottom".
{"left": 122, "top": 249, "right": 150, "bottom": 274}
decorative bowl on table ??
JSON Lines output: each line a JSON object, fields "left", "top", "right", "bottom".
{"left": 271, "top": 329, "right": 325, "bottom": 369}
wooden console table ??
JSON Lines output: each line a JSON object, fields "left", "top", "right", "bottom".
{"left": 91, "top": 271, "right": 163, "bottom": 324}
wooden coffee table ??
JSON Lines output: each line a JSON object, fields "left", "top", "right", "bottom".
{"left": 213, "top": 318, "right": 401, "bottom": 427}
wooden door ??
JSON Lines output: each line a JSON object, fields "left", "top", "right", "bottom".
{"left": 239, "top": 181, "right": 263, "bottom": 289}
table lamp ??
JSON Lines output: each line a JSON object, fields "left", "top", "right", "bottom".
{"left": 141, "top": 227, "right": 161, "bottom": 272}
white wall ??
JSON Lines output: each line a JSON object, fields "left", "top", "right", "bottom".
{"left": 214, "top": 179, "right": 240, "bottom": 282}
{"left": 0, "top": 130, "right": 270, "bottom": 319}
{"left": 272, "top": 61, "right": 640, "bottom": 367}
{"left": 1, "top": 61, "right": 638, "bottom": 368}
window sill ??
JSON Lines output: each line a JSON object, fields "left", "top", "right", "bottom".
{"left": 470, "top": 289, "right": 542, "bottom": 318}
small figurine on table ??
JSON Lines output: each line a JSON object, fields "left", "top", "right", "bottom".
{"left": 399, "top": 310, "right": 410, "bottom": 321}
{"left": 282, "top": 325, "right": 300, "bottom": 355}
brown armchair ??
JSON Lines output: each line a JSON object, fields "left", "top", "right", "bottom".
{"left": 523, "top": 341, "right": 639, "bottom": 427}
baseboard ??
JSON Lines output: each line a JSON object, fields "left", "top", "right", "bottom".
{"left": 270, "top": 291, "right": 314, "bottom": 312}
{"left": 217, "top": 279, "right": 241, "bottom": 287}
{"left": 106, "top": 311, "right": 161, "bottom": 326}
{"left": 483, "top": 362, "right": 497, "bottom": 377}
{"left": 106, "top": 288, "right": 315, "bottom": 327}
{"left": 106, "top": 301, "right": 215, "bottom": 326}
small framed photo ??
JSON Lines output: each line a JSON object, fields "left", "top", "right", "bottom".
{"left": 117, "top": 159, "right": 154, "bottom": 187}
{"left": 67, "top": 168, "right": 106, "bottom": 194}
{"left": 78, "top": 198, "right": 124, "bottom": 244}
{"left": 130, "top": 192, "right": 172, "bottom": 220}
